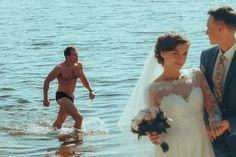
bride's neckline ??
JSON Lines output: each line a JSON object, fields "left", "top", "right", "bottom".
{"left": 156, "top": 76, "right": 188, "bottom": 86}
{"left": 154, "top": 70, "right": 190, "bottom": 84}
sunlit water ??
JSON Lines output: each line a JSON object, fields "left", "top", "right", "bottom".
{"left": 0, "top": 0, "right": 235, "bottom": 156}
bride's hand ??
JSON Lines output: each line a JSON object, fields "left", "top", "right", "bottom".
{"left": 207, "top": 127, "right": 216, "bottom": 141}
{"left": 207, "top": 121, "right": 227, "bottom": 140}
{"left": 146, "top": 132, "right": 161, "bottom": 145}
{"left": 209, "top": 120, "right": 224, "bottom": 137}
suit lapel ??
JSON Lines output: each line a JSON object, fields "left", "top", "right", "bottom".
{"left": 224, "top": 50, "right": 236, "bottom": 95}
{"left": 209, "top": 47, "right": 219, "bottom": 86}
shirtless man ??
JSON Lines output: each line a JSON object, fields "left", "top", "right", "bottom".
{"left": 43, "top": 46, "right": 95, "bottom": 129}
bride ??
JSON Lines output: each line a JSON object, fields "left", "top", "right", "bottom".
{"left": 118, "top": 32, "right": 222, "bottom": 157}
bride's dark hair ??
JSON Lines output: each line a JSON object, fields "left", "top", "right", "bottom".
{"left": 154, "top": 32, "right": 190, "bottom": 65}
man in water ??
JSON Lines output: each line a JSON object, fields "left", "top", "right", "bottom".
{"left": 43, "top": 46, "right": 95, "bottom": 129}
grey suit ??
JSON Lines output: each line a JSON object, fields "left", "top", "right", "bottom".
{"left": 200, "top": 46, "right": 236, "bottom": 157}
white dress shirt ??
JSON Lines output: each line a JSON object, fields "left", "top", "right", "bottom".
{"left": 213, "top": 42, "right": 236, "bottom": 91}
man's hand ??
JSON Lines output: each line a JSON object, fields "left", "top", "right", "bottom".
{"left": 89, "top": 91, "right": 95, "bottom": 101}
{"left": 207, "top": 120, "right": 230, "bottom": 140}
{"left": 147, "top": 132, "right": 161, "bottom": 145}
{"left": 217, "top": 120, "right": 230, "bottom": 133}
{"left": 43, "top": 99, "right": 50, "bottom": 107}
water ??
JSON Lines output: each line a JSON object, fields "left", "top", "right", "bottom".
{"left": 0, "top": 0, "right": 235, "bottom": 156}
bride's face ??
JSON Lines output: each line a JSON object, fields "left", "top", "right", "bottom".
{"left": 161, "top": 43, "right": 189, "bottom": 70}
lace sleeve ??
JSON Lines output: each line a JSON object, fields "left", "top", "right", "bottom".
{"left": 195, "top": 69, "right": 222, "bottom": 126}
{"left": 147, "top": 83, "right": 157, "bottom": 107}
{"left": 147, "top": 83, "right": 160, "bottom": 108}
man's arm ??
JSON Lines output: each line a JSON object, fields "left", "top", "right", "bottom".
{"left": 43, "top": 66, "right": 60, "bottom": 106}
{"left": 78, "top": 63, "right": 95, "bottom": 100}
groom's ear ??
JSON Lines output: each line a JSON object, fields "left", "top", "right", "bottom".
{"left": 217, "top": 22, "right": 225, "bottom": 32}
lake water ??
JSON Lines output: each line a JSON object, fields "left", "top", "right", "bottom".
{"left": 0, "top": 0, "right": 235, "bottom": 157}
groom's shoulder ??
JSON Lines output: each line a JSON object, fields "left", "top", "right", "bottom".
{"left": 202, "top": 46, "right": 219, "bottom": 54}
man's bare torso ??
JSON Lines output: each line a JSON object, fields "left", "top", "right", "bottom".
{"left": 57, "top": 62, "right": 83, "bottom": 96}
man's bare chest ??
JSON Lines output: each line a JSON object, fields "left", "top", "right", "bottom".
{"left": 59, "top": 68, "right": 80, "bottom": 81}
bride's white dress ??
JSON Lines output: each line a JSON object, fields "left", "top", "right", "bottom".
{"left": 148, "top": 69, "right": 215, "bottom": 157}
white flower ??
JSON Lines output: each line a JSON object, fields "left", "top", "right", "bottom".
{"left": 149, "top": 107, "right": 159, "bottom": 119}
{"left": 131, "top": 120, "right": 139, "bottom": 131}
{"left": 132, "top": 107, "right": 159, "bottom": 123}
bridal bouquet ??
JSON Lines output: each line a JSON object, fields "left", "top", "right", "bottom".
{"left": 131, "top": 107, "right": 172, "bottom": 152}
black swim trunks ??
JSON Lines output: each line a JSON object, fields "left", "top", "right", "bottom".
{"left": 56, "top": 91, "right": 74, "bottom": 102}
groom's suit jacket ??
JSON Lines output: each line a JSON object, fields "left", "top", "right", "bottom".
{"left": 200, "top": 46, "right": 236, "bottom": 155}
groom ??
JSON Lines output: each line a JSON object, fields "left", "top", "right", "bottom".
{"left": 200, "top": 6, "right": 236, "bottom": 157}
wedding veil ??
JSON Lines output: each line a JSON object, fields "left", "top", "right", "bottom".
{"left": 118, "top": 50, "right": 163, "bottom": 156}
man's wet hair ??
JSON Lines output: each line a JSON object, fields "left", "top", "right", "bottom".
{"left": 64, "top": 46, "right": 76, "bottom": 59}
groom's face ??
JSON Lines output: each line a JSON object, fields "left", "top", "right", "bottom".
{"left": 206, "top": 16, "right": 220, "bottom": 45}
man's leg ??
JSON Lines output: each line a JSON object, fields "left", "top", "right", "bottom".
{"left": 53, "top": 107, "right": 68, "bottom": 129}
{"left": 57, "top": 98, "right": 83, "bottom": 129}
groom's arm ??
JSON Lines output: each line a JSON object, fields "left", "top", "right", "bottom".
{"left": 226, "top": 115, "right": 236, "bottom": 135}
{"left": 229, "top": 118, "right": 236, "bottom": 134}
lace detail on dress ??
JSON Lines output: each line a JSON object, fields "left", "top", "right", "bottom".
{"left": 196, "top": 69, "right": 222, "bottom": 125}
{"left": 148, "top": 67, "right": 222, "bottom": 125}
{"left": 147, "top": 68, "right": 200, "bottom": 107}
{"left": 150, "top": 67, "right": 221, "bottom": 126}
{"left": 152, "top": 68, "right": 197, "bottom": 92}
{"left": 146, "top": 68, "right": 216, "bottom": 157}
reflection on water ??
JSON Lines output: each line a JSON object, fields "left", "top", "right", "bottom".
{"left": 56, "top": 146, "right": 77, "bottom": 157}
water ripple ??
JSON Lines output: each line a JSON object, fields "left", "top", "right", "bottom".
{"left": 0, "top": 94, "right": 11, "bottom": 99}
{"left": 0, "top": 104, "right": 20, "bottom": 110}
{"left": 0, "top": 87, "right": 15, "bottom": 91}
{"left": 16, "top": 98, "right": 31, "bottom": 104}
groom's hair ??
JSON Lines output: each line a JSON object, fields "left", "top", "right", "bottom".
{"left": 154, "top": 32, "right": 190, "bottom": 65}
{"left": 208, "top": 6, "right": 236, "bottom": 29}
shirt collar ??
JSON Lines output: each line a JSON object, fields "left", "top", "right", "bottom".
{"left": 220, "top": 41, "right": 236, "bottom": 60}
